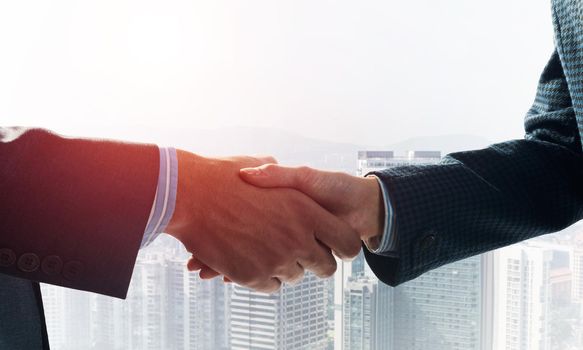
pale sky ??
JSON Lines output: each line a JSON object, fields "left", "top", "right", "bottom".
{"left": 0, "top": 0, "right": 554, "bottom": 146}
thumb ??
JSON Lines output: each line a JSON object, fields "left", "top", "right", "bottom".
{"left": 240, "top": 165, "right": 345, "bottom": 207}
{"left": 240, "top": 164, "right": 313, "bottom": 190}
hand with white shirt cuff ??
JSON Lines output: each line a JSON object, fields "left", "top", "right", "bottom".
{"left": 145, "top": 150, "right": 361, "bottom": 294}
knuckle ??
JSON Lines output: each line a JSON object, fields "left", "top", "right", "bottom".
{"left": 334, "top": 233, "right": 362, "bottom": 260}
{"left": 263, "top": 163, "right": 277, "bottom": 173}
{"left": 336, "top": 252, "right": 351, "bottom": 261}
{"left": 322, "top": 260, "right": 337, "bottom": 277}
{"left": 278, "top": 260, "right": 304, "bottom": 282}
{"left": 308, "top": 254, "right": 336, "bottom": 278}
{"left": 290, "top": 268, "right": 305, "bottom": 283}
{"left": 297, "top": 166, "right": 313, "bottom": 181}
{"left": 237, "top": 270, "right": 259, "bottom": 285}
{"left": 274, "top": 265, "right": 291, "bottom": 279}
{"left": 238, "top": 275, "right": 254, "bottom": 286}
{"left": 314, "top": 266, "right": 334, "bottom": 279}
{"left": 345, "top": 242, "right": 362, "bottom": 260}
{"left": 291, "top": 166, "right": 314, "bottom": 188}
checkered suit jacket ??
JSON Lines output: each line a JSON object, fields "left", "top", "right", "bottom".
{"left": 365, "top": 0, "right": 583, "bottom": 287}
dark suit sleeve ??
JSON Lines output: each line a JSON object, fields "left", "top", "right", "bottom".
{"left": 364, "top": 50, "right": 583, "bottom": 286}
{"left": 0, "top": 127, "right": 159, "bottom": 298}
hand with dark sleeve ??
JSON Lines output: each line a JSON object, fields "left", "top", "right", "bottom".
{"left": 238, "top": 50, "right": 583, "bottom": 286}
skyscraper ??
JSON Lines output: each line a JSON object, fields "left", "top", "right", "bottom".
{"left": 343, "top": 276, "right": 392, "bottom": 350}
{"left": 343, "top": 277, "right": 375, "bottom": 350}
{"left": 570, "top": 232, "right": 583, "bottom": 303}
{"left": 392, "top": 255, "right": 484, "bottom": 350}
{"left": 183, "top": 265, "right": 230, "bottom": 350}
{"left": 41, "top": 285, "right": 91, "bottom": 350}
{"left": 42, "top": 237, "right": 230, "bottom": 350}
{"left": 230, "top": 273, "right": 329, "bottom": 350}
{"left": 491, "top": 243, "right": 553, "bottom": 350}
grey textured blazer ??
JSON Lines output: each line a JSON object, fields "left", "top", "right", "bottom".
{"left": 365, "top": 0, "right": 583, "bottom": 286}
{"left": 0, "top": 128, "right": 159, "bottom": 349}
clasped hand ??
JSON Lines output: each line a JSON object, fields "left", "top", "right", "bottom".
{"left": 165, "top": 150, "right": 384, "bottom": 293}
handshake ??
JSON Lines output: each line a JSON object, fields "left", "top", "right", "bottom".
{"left": 165, "top": 151, "right": 385, "bottom": 293}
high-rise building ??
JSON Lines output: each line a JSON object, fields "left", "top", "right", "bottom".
{"left": 129, "top": 251, "right": 169, "bottom": 350}
{"left": 42, "top": 237, "right": 229, "bottom": 350}
{"left": 42, "top": 286, "right": 92, "bottom": 350}
{"left": 392, "top": 255, "right": 485, "bottom": 350}
{"left": 342, "top": 276, "right": 392, "bottom": 350}
{"left": 230, "top": 273, "right": 329, "bottom": 350}
{"left": 550, "top": 267, "right": 572, "bottom": 306}
{"left": 356, "top": 150, "right": 441, "bottom": 176}
{"left": 343, "top": 277, "right": 375, "bottom": 350}
{"left": 491, "top": 243, "right": 553, "bottom": 350}
{"left": 570, "top": 233, "right": 583, "bottom": 303}
{"left": 183, "top": 264, "right": 230, "bottom": 350}
{"left": 90, "top": 288, "right": 130, "bottom": 350}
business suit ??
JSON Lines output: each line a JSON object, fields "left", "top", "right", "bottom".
{"left": 0, "top": 128, "right": 159, "bottom": 349}
{"left": 365, "top": 0, "right": 583, "bottom": 287}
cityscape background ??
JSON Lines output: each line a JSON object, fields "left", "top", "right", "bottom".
{"left": 0, "top": 0, "right": 571, "bottom": 349}
{"left": 42, "top": 141, "right": 583, "bottom": 350}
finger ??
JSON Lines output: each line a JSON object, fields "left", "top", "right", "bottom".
{"left": 299, "top": 241, "right": 337, "bottom": 278}
{"left": 240, "top": 165, "right": 347, "bottom": 208}
{"left": 188, "top": 257, "right": 222, "bottom": 278}
{"left": 311, "top": 205, "right": 361, "bottom": 260}
{"left": 223, "top": 276, "right": 232, "bottom": 283}
{"left": 275, "top": 262, "right": 305, "bottom": 285}
{"left": 187, "top": 256, "right": 205, "bottom": 271}
{"left": 240, "top": 164, "right": 309, "bottom": 189}
{"left": 253, "top": 277, "right": 282, "bottom": 294}
{"left": 200, "top": 267, "right": 221, "bottom": 280}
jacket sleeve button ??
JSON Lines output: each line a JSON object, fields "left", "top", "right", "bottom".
{"left": 63, "top": 261, "right": 84, "bottom": 281}
{"left": 17, "top": 253, "right": 40, "bottom": 272}
{"left": 0, "top": 249, "right": 16, "bottom": 267}
{"left": 41, "top": 255, "right": 64, "bottom": 276}
{"left": 419, "top": 234, "right": 437, "bottom": 253}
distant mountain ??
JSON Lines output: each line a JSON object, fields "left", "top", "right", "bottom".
{"left": 160, "top": 126, "right": 367, "bottom": 173}
{"left": 386, "top": 134, "right": 492, "bottom": 155}
{"left": 68, "top": 125, "right": 491, "bottom": 172}
{"left": 166, "top": 127, "right": 491, "bottom": 170}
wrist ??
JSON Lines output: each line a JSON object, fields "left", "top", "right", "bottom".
{"left": 351, "top": 176, "right": 385, "bottom": 240}
{"left": 166, "top": 149, "right": 203, "bottom": 239}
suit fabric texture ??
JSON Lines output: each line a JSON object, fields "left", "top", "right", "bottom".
{"left": 0, "top": 128, "right": 159, "bottom": 349}
{"left": 365, "top": 0, "right": 583, "bottom": 287}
